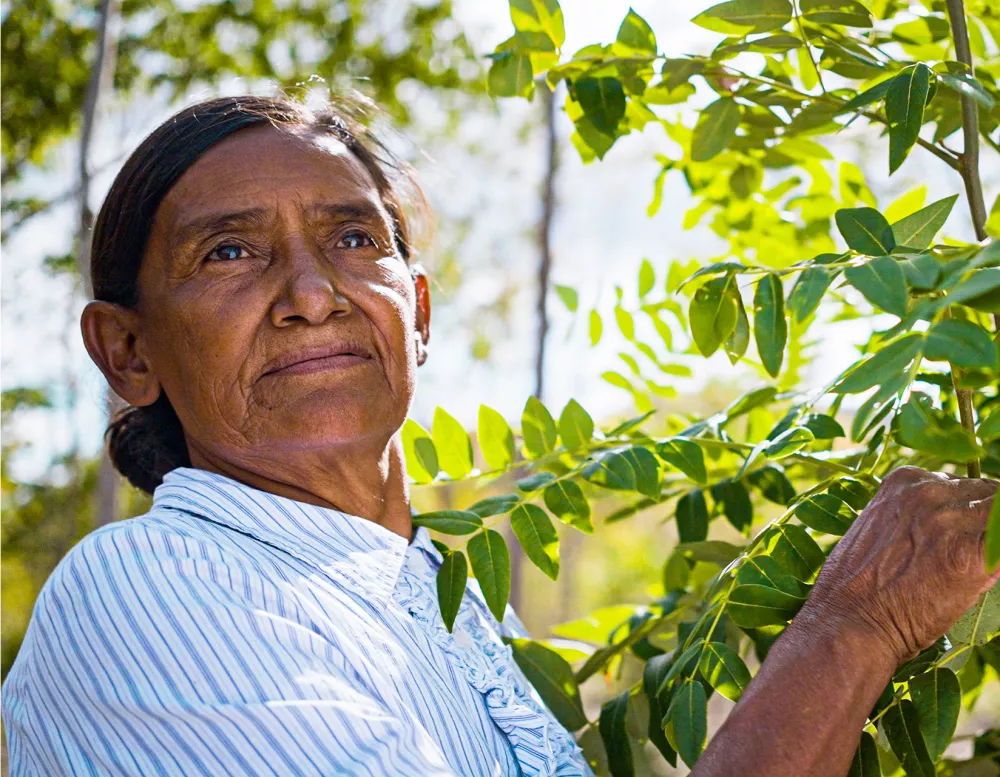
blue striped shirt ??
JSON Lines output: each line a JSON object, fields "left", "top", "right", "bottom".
{"left": 3, "top": 466, "right": 592, "bottom": 776}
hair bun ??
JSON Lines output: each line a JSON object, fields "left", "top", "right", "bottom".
{"left": 106, "top": 394, "right": 190, "bottom": 494}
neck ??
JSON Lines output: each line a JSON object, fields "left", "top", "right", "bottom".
{"left": 186, "top": 432, "right": 414, "bottom": 541}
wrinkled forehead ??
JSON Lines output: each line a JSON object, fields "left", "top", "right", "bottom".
{"left": 154, "top": 124, "right": 386, "bottom": 228}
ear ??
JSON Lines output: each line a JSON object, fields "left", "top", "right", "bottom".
{"left": 411, "top": 266, "right": 431, "bottom": 367}
{"left": 80, "top": 301, "right": 162, "bottom": 407}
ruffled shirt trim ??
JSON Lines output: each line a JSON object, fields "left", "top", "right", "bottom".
{"left": 394, "top": 530, "right": 591, "bottom": 777}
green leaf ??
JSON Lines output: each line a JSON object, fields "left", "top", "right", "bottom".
{"left": 663, "top": 550, "right": 691, "bottom": 590}
{"left": 467, "top": 494, "right": 519, "bottom": 518}
{"left": 522, "top": 396, "right": 559, "bottom": 459}
{"left": 691, "top": 0, "right": 792, "bottom": 34}
{"left": 763, "top": 524, "right": 826, "bottom": 581}
{"left": 433, "top": 407, "right": 473, "bottom": 479}
{"left": 924, "top": 320, "right": 999, "bottom": 370}
{"left": 737, "top": 555, "right": 804, "bottom": 596}
{"left": 746, "top": 465, "right": 796, "bottom": 506}
{"left": 900, "top": 254, "right": 943, "bottom": 291}
{"left": 487, "top": 39, "right": 535, "bottom": 99}
{"left": 516, "top": 471, "right": 556, "bottom": 492}
{"left": 894, "top": 393, "right": 984, "bottom": 462}
{"left": 712, "top": 480, "right": 754, "bottom": 533}
{"left": 554, "top": 283, "right": 579, "bottom": 311}
{"left": 412, "top": 509, "right": 484, "bottom": 535}
{"left": 657, "top": 438, "right": 707, "bottom": 484}
{"left": 728, "top": 584, "right": 805, "bottom": 627}
{"left": 478, "top": 405, "right": 515, "bottom": 471}
{"left": 847, "top": 731, "right": 880, "bottom": 777}
{"left": 402, "top": 418, "right": 439, "bottom": 483}
{"left": 511, "top": 639, "right": 588, "bottom": 731}
{"left": 948, "top": 579, "right": 1000, "bottom": 645}
{"left": 753, "top": 273, "right": 787, "bottom": 378}
{"left": 883, "top": 699, "right": 935, "bottom": 777}
{"left": 676, "top": 490, "right": 709, "bottom": 543}
{"left": 668, "top": 679, "right": 707, "bottom": 768}
{"left": 725, "top": 292, "right": 751, "bottom": 364}
{"left": 885, "top": 64, "right": 931, "bottom": 174}
{"left": 584, "top": 446, "right": 661, "bottom": 498}
{"left": 841, "top": 78, "right": 893, "bottom": 113}
{"left": 589, "top": 309, "right": 603, "bottom": 345}
{"left": 510, "top": 503, "right": 560, "bottom": 580}
{"left": 680, "top": 540, "right": 744, "bottom": 566}
{"left": 803, "top": 413, "right": 845, "bottom": 439}
{"left": 436, "top": 550, "right": 468, "bottom": 631}
{"left": 986, "top": 496, "right": 1000, "bottom": 571}
{"left": 908, "top": 668, "right": 960, "bottom": 761}
{"left": 574, "top": 77, "right": 627, "bottom": 135}
{"left": 690, "top": 275, "right": 739, "bottom": 356}
{"left": 559, "top": 399, "right": 594, "bottom": 451}
{"left": 468, "top": 529, "right": 511, "bottom": 622}
{"left": 543, "top": 480, "right": 593, "bottom": 533}
{"left": 800, "top": 0, "right": 871, "bottom": 27}
{"left": 638, "top": 258, "right": 655, "bottom": 297}
{"left": 697, "top": 642, "right": 752, "bottom": 702}
{"left": 794, "top": 494, "right": 856, "bottom": 535}
{"left": 937, "top": 72, "right": 995, "bottom": 109}
{"left": 787, "top": 267, "right": 832, "bottom": 322}
{"left": 891, "top": 195, "right": 959, "bottom": 249}
{"left": 599, "top": 690, "right": 635, "bottom": 777}
{"left": 836, "top": 207, "right": 896, "bottom": 255}
{"left": 616, "top": 8, "right": 656, "bottom": 54}
{"left": 691, "top": 97, "right": 741, "bottom": 162}
{"left": 845, "top": 256, "right": 909, "bottom": 316}
{"left": 643, "top": 656, "right": 678, "bottom": 766}
{"left": 509, "top": 0, "right": 565, "bottom": 48}
{"left": 766, "top": 426, "right": 815, "bottom": 459}
{"left": 833, "top": 333, "right": 925, "bottom": 394}
{"left": 980, "top": 412, "right": 1000, "bottom": 442}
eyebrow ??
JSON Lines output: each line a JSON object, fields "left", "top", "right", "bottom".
{"left": 171, "top": 201, "right": 391, "bottom": 252}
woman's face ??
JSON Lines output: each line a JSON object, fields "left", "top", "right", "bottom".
{"left": 133, "top": 125, "right": 430, "bottom": 465}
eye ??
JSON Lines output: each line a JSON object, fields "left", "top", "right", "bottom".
{"left": 206, "top": 243, "right": 247, "bottom": 262}
{"left": 337, "top": 230, "right": 376, "bottom": 250}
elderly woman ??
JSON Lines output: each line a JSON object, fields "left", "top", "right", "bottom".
{"left": 3, "top": 95, "right": 997, "bottom": 777}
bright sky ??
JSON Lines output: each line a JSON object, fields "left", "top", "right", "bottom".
{"left": 2, "top": 0, "right": 995, "bottom": 481}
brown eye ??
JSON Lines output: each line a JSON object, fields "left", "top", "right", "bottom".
{"left": 206, "top": 244, "right": 246, "bottom": 262}
{"left": 338, "top": 231, "right": 375, "bottom": 250}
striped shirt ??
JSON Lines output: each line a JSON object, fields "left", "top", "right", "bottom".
{"left": 3, "top": 466, "right": 592, "bottom": 777}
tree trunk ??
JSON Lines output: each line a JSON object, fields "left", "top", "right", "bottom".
{"left": 78, "top": 0, "right": 122, "bottom": 526}
{"left": 510, "top": 86, "right": 560, "bottom": 616}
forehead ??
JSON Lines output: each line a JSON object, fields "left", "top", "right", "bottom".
{"left": 155, "top": 124, "right": 384, "bottom": 226}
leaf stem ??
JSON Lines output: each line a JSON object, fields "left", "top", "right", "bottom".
{"left": 792, "top": 0, "right": 826, "bottom": 94}
{"left": 945, "top": 0, "right": 989, "bottom": 241}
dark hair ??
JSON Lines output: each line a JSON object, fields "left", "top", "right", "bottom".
{"left": 92, "top": 94, "right": 426, "bottom": 495}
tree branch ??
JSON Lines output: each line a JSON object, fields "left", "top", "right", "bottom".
{"left": 945, "top": 0, "right": 989, "bottom": 241}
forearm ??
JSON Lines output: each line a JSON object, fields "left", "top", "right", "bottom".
{"left": 691, "top": 610, "right": 897, "bottom": 777}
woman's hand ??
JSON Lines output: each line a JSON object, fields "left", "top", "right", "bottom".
{"left": 693, "top": 466, "right": 997, "bottom": 777}
{"left": 801, "top": 466, "right": 998, "bottom": 665}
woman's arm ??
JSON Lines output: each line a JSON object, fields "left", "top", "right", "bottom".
{"left": 693, "top": 467, "right": 999, "bottom": 777}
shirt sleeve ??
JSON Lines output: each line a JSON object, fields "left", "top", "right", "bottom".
{"left": 13, "top": 522, "right": 460, "bottom": 777}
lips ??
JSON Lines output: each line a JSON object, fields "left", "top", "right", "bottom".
{"left": 262, "top": 342, "right": 374, "bottom": 378}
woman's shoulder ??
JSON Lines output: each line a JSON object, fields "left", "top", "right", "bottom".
{"left": 34, "top": 505, "right": 271, "bottom": 622}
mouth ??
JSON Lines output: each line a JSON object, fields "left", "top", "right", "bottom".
{"left": 262, "top": 344, "right": 374, "bottom": 378}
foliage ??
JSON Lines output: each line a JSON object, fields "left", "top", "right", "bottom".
{"left": 397, "top": 0, "right": 1000, "bottom": 773}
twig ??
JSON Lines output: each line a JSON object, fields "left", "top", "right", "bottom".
{"left": 945, "top": 0, "right": 989, "bottom": 241}
{"left": 792, "top": 0, "right": 826, "bottom": 94}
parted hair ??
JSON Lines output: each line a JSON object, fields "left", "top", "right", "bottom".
{"left": 91, "top": 94, "right": 425, "bottom": 495}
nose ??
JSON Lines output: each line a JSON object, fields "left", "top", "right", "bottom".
{"left": 269, "top": 235, "right": 352, "bottom": 328}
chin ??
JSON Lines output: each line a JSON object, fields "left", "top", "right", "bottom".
{"left": 267, "top": 393, "right": 400, "bottom": 449}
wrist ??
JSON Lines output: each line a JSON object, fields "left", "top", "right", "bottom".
{"left": 787, "top": 602, "right": 900, "bottom": 676}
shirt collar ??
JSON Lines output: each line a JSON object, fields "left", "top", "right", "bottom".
{"left": 153, "top": 466, "right": 421, "bottom": 604}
